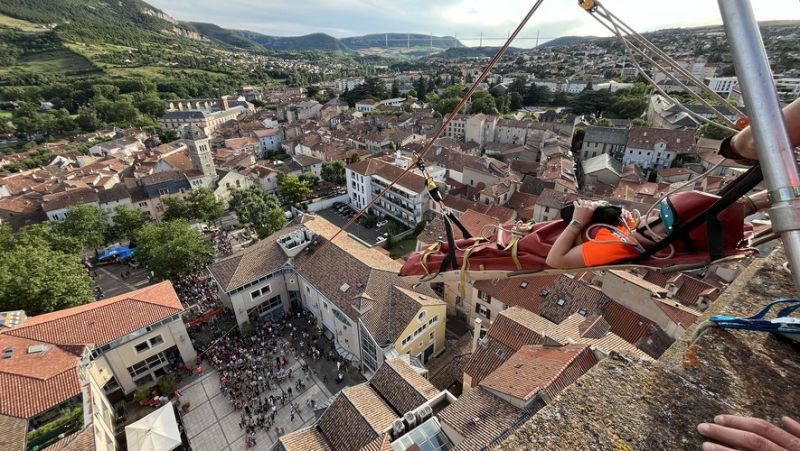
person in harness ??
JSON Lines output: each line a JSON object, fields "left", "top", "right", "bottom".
{"left": 545, "top": 191, "right": 769, "bottom": 269}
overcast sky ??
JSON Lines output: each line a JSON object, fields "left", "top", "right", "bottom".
{"left": 147, "top": 0, "right": 800, "bottom": 48}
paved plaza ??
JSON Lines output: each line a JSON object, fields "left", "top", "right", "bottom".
{"left": 179, "top": 362, "right": 334, "bottom": 451}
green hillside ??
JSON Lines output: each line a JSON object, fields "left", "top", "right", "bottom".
{"left": 235, "top": 31, "right": 352, "bottom": 53}
{"left": 182, "top": 22, "right": 263, "bottom": 52}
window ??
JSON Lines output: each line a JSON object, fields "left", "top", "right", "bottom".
{"left": 557, "top": 298, "right": 566, "bottom": 306}
{"left": 544, "top": 207, "right": 550, "bottom": 213}
{"left": 418, "top": 311, "right": 426, "bottom": 322}
{"left": 479, "top": 291, "right": 489, "bottom": 302}
{"left": 637, "top": 321, "right": 644, "bottom": 327}
{"left": 250, "top": 284, "right": 272, "bottom": 301}
{"left": 306, "top": 286, "right": 310, "bottom": 294}
{"left": 477, "top": 304, "right": 491, "bottom": 319}
{"left": 520, "top": 282, "right": 529, "bottom": 289}
{"left": 179, "top": 188, "right": 186, "bottom": 194}
{"left": 578, "top": 309, "right": 587, "bottom": 316}
{"left": 149, "top": 335, "right": 164, "bottom": 347}
{"left": 455, "top": 296, "right": 463, "bottom": 306}
{"left": 134, "top": 341, "right": 150, "bottom": 353}
{"left": 158, "top": 188, "right": 169, "bottom": 196}
{"left": 429, "top": 331, "right": 435, "bottom": 340}
{"left": 541, "top": 289, "right": 549, "bottom": 297}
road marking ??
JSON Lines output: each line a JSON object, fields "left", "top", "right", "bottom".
{"left": 98, "top": 267, "right": 137, "bottom": 291}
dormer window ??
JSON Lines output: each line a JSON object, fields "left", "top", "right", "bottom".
{"left": 557, "top": 298, "right": 566, "bottom": 306}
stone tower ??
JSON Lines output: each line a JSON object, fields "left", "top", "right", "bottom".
{"left": 183, "top": 123, "right": 216, "bottom": 187}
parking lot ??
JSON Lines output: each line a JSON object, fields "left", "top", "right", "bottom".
{"left": 315, "top": 203, "right": 387, "bottom": 245}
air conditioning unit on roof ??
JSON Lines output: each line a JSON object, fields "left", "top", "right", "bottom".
{"left": 392, "top": 419, "right": 405, "bottom": 438}
{"left": 416, "top": 404, "right": 433, "bottom": 423}
{"left": 404, "top": 411, "right": 417, "bottom": 429}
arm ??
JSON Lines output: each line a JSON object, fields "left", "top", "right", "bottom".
{"left": 545, "top": 200, "right": 596, "bottom": 269}
{"left": 731, "top": 97, "right": 800, "bottom": 161}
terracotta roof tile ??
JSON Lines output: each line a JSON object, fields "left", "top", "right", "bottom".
{"left": 318, "top": 392, "right": 379, "bottom": 451}
{"left": 479, "top": 344, "right": 596, "bottom": 401}
{"left": 438, "top": 387, "right": 522, "bottom": 448}
{"left": 473, "top": 275, "right": 558, "bottom": 314}
{"left": 359, "top": 433, "right": 393, "bottom": 451}
{"left": 278, "top": 426, "right": 331, "bottom": 451}
{"left": 463, "top": 308, "right": 556, "bottom": 385}
{"left": 601, "top": 301, "right": 654, "bottom": 345}
{"left": 627, "top": 127, "right": 696, "bottom": 153}
{"left": 546, "top": 314, "right": 652, "bottom": 360}
{"left": 0, "top": 415, "right": 28, "bottom": 449}
{"left": 344, "top": 384, "right": 397, "bottom": 432}
{"left": 0, "top": 334, "right": 83, "bottom": 418}
{"left": 41, "top": 187, "right": 99, "bottom": 212}
{"left": 539, "top": 275, "right": 609, "bottom": 325}
{"left": 4, "top": 282, "right": 182, "bottom": 347}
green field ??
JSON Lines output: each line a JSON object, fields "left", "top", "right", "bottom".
{"left": 0, "top": 48, "right": 97, "bottom": 75}
{"left": 0, "top": 13, "right": 45, "bottom": 32}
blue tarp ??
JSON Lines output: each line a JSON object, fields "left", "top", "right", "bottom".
{"left": 97, "top": 246, "right": 134, "bottom": 261}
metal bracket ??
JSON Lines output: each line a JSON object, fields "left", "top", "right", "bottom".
{"left": 578, "top": 0, "right": 597, "bottom": 12}
{"left": 768, "top": 186, "right": 800, "bottom": 204}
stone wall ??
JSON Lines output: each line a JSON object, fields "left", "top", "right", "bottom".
{"left": 497, "top": 246, "right": 800, "bottom": 450}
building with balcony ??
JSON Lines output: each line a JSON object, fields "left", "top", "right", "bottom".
{"left": 0, "top": 282, "right": 195, "bottom": 451}
{"left": 346, "top": 158, "right": 429, "bottom": 228}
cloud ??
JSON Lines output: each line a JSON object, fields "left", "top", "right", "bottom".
{"left": 146, "top": 0, "right": 800, "bottom": 48}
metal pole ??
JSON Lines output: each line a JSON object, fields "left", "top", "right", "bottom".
{"left": 718, "top": 0, "right": 800, "bottom": 295}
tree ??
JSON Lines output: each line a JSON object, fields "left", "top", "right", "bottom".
{"left": 76, "top": 105, "right": 102, "bottom": 132}
{"left": 696, "top": 121, "right": 735, "bottom": 140}
{"left": 321, "top": 161, "right": 346, "bottom": 186}
{"left": 298, "top": 171, "right": 320, "bottom": 191}
{"left": 162, "top": 197, "right": 190, "bottom": 222}
{"left": 228, "top": 186, "right": 287, "bottom": 240}
{"left": 436, "top": 98, "right": 465, "bottom": 116}
{"left": 110, "top": 205, "right": 150, "bottom": 242}
{"left": 605, "top": 97, "right": 647, "bottom": 119}
{"left": 306, "top": 86, "right": 320, "bottom": 98}
{"left": 631, "top": 118, "right": 651, "bottom": 127}
{"left": 595, "top": 118, "right": 615, "bottom": 127}
{"left": 279, "top": 175, "right": 312, "bottom": 205}
{"left": 186, "top": 187, "right": 225, "bottom": 224}
{"left": 509, "top": 92, "right": 524, "bottom": 111}
{"left": 0, "top": 244, "right": 94, "bottom": 315}
{"left": 349, "top": 152, "right": 361, "bottom": 164}
{"left": 470, "top": 91, "right": 498, "bottom": 115}
{"left": 158, "top": 129, "right": 179, "bottom": 144}
{"left": 391, "top": 79, "right": 400, "bottom": 98}
{"left": 54, "top": 204, "right": 108, "bottom": 251}
{"left": 16, "top": 223, "right": 83, "bottom": 255}
{"left": 135, "top": 220, "right": 214, "bottom": 281}
{"left": 425, "top": 92, "right": 439, "bottom": 103}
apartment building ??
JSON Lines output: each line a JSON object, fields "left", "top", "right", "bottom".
{"left": 346, "top": 158, "right": 429, "bottom": 228}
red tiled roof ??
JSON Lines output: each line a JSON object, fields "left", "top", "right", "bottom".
{"left": 627, "top": 127, "right": 696, "bottom": 153}
{"left": 4, "top": 282, "right": 182, "bottom": 347}
{"left": 479, "top": 343, "right": 596, "bottom": 401}
{"left": 347, "top": 159, "right": 427, "bottom": 193}
{"left": 438, "top": 387, "right": 521, "bottom": 448}
{"left": 655, "top": 299, "right": 701, "bottom": 328}
{"left": 539, "top": 275, "right": 609, "bottom": 325}
{"left": 473, "top": 275, "right": 558, "bottom": 314}
{"left": 0, "top": 334, "right": 83, "bottom": 418}
{"left": 601, "top": 301, "right": 654, "bottom": 345}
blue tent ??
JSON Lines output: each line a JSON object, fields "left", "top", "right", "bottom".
{"left": 97, "top": 246, "right": 134, "bottom": 261}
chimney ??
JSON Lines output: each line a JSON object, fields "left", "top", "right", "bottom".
{"left": 471, "top": 318, "right": 483, "bottom": 353}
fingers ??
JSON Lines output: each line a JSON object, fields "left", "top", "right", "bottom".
{"left": 698, "top": 415, "right": 797, "bottom": 451}
{"left": 781, "top": 417, "right": 800, "bottom": 438}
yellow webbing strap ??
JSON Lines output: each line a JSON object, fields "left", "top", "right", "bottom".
{"left": 459, "top": 239, "right": 485, "bottom": 298}
{"left": 420, "top": 242, "right": 442, "bottom": 276}
{"left": 503, "top": 235, "right": 523, "bottom": 270}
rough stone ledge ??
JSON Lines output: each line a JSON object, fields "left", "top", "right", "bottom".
{"left": 497, "top": 246, "right": 799, "bottom": 451}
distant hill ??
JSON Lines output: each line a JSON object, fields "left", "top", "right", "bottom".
{"left": 182, "top": 22, "right": 263, "bottom": 52}
{"left": 233, "top": 31, "right": 351, "bottom": 53}
{"left": 539, "top": 36, "right": 600, "bottom": 48}
{"left": 426, "top": 46, "right": 523, "bottom": 59}
{"left": 341, "top": 33, "right": 463, "bottom": 51}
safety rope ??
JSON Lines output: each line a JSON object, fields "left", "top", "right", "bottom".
{"left": 190, "top": 0, "right": 548, "bottom": 361}
{"left": 579, "top": 0, "right": 743, "bottom": 132}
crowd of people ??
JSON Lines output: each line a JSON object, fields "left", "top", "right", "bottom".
{"left": 213, "top": 230, "right": 233, "bottom": 257}
{"left": 174, "top": 270, "right": 220, "bottom": 313}
{"left": 191, "top": 310, "right": 350, "bottom": 446}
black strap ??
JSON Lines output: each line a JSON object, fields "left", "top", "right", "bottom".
{"left": 634, "top": 165, "right": 763, "bottom": 262}
{"left": 439, "top": 214, "right": 460, "bottom": 273}
{"left": 447, "top": 212, "right": 473, "bottom": 239}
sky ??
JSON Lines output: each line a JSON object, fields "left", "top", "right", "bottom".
{"left": 146, "top": 0, "right": 800, "bottom": 48}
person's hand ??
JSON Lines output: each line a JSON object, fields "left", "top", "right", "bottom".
{"left": 572, "top": 199, "right": 598, "bottom": 225}
{"left": 620, "top": 209, "right": 637, "bottom": 229}
{"left": 697, "top": 415, "right": 800, "bottom": 451}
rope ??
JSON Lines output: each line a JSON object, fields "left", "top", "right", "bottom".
{"left": 584, "top": 0, "right": 742, "bottom": 132}
{"left": 190, "top": 0, "right": 548, "bottom": 361}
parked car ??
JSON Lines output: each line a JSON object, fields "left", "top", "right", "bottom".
{"left": 375, "top": 236, "right": 386, "bottom": 243}
{"left": 376, "top": 219, "right": 389, "bottom": 228}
